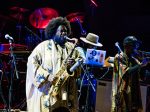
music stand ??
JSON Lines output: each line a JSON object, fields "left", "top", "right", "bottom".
{"left": 78, "top": 49, "right": 106, "bottom": 112}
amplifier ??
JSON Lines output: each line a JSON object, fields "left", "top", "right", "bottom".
{"left": 95, "top": 80, "right": 150, "bottom": 112}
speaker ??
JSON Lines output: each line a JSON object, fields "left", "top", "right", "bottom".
{"left": 95, "top": 80, "right": 112, "bottom": 112}
{"left": 140, "top": 84, "right": 150, "bottom": 112}
{"left": 95, "top": 80, "right": 150, "bottom": 112}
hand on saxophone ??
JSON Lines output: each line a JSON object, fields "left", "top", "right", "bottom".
{"left": 66, "top": 57, "right": 75, "bottom": 67}
{"left": 66, "top": 57, "right": 75, "bottom": 74}
{"left": 48, "top": 74, "right": 56, "bottom": 82}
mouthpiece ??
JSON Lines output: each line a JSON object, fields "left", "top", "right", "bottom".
{"left": 64, "top": 36, "right": 78, "bottom": 44}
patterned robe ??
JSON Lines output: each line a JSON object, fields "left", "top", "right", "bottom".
{"left": 26, "top": 39, "right": 81, "bottom": 112}
{"left": 111, "top": 52, "right": 143, "bottom": 112}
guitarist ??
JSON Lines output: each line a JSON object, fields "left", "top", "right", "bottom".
{"left": 111, "top": 36, "right": 149, "bottom": 112}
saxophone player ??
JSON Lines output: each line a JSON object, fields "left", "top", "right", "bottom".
{"left": 26, "top": 17, "right": 82, "bottom": 112}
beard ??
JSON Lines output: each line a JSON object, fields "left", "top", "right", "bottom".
{"left": 54, "top": 35, "right": 67, "bottom": 45}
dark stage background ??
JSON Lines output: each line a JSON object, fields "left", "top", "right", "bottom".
{"left": 0, "top": 0, "right": 150, "bottom": 111}
{"left": 0, "top": 0, "right": 150, "bottom": 55}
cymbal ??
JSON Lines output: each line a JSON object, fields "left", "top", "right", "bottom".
{"left": 9, "top": 6, "right": 29, "bottom": 21}
{"left": 29, "top": 7, "right": 59, "bottom": 29}
{"left": 66, "top": 12, "right": 85, "bottom": 23}
{"left": 10, "top": 6, "right": 29, "bottom": 13}
{"left": 0, "top": 15, "right": 15, "bottom": 22}
{"left": 9, "top": 13, "right": 25, "bottom": 21}
{"left": 0, "top": 51, "right": 31, "bottom": 55}
{"left": 0, "top": 44, "right": 28, "bottom": 52}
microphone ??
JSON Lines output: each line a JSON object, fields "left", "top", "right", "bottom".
{"left": 70, "top": 59, "right": 83, "bottom": 72}
{"left": 5, "top": 34, "right": 14, "bottom": 41}
{"left": 115, "top": 42, "right": 123, "bottom": 53}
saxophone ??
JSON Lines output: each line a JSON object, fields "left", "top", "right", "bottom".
{"left": 49, "top": 38, "right": 78, "bottom": 101}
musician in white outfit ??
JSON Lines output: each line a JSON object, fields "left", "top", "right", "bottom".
{"left": 26, "top": 17, "right": 82, "bottom": 112}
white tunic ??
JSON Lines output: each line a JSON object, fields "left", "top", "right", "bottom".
{"left": 26, "top": 40, "right": 81, "bottom": 112}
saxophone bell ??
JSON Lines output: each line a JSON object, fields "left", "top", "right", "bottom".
{"left": 69, "top": 59, "right": 83, "bottom": 72}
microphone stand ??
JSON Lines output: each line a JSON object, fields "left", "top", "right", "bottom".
{"left": 78, "top": 64, "right": 96, "bottom": 112}
{"left": 115, "top": 42, "right": 123, "bottom": 112}
{"left": 8, "top": 39, "right": 19, "bottom": 112}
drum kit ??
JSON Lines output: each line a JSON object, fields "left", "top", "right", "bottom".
{"left": 0, "top": 43, "right": 29, "bottom": 110}
{"left": 1, "top": 5, "right": 85, "bottom": 48}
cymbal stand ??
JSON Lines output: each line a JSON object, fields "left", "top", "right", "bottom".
{"left": 39, "top": 29, "right": 44, "bottom": 41}
{"left": 16, "top": 24, "right": 22, "bottom": 43}
{"left": 24, "top": 26, "right": 42, "bottom": 42}
{"left": 75, "top": 17, "right": 86, "bottom": 36}
{"left": 0, "top": 70, "right": 8, "bottom": 111}
{"left": 15, "top": 11, "right": 24, "bottom": 44}
{"left": 24, "top": 26, "right": 42, "bottom": 49}
{"left": 78, "top": 64, "right": 96, "bottom": 112}
{"left": 7, "top": 39, "right": 19, "bottom": 112}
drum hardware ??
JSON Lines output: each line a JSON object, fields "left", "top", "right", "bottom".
{"left": 66, "top": 12, "right": 85, "bottom": 23}
{"left": 0, "top": 44, "right": 28, "bottom": 52}
{"left": 0, "top": 69, "right": 8, "bottom": 110}
{"left": 24, "top": 26, "right": 42, "bottom": 50}
{"left": 9, "top": 6, "right": 29, "bottom": 44}
{"left": 75, "top": 17, "right": 86, "bottom": 36}
{"left": 29, "top": 7, "right": 59, "bottom": 29}
{"left": 24, "top": 26, "right": 42, "bottom": 41}
{"left": 0, "top": 44, "right": 30, "bottom": 75}
{"left": 39, "top": 29, "right": 45, "bottom": 41}
{"left": 66, "top": 12, "right": 86, "bottom": 36}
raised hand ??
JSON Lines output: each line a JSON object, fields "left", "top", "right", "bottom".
{"left": 140, "top": 57, "right": 150, "bottom": 67}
